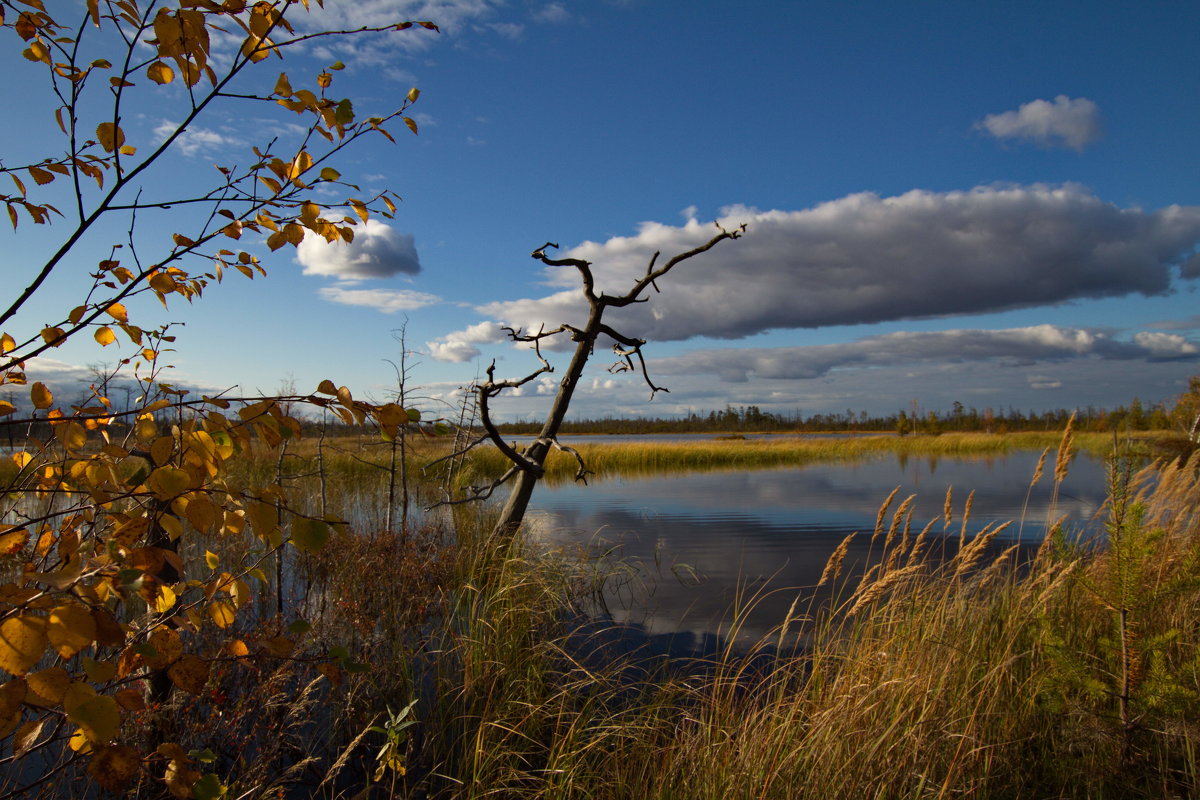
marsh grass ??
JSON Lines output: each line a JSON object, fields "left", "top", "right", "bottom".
{"left": 458, "top": 430, "right": 1148, "bottom": 485}
{"left": 8, "top": 427, "right": 1197, "bottom": 799}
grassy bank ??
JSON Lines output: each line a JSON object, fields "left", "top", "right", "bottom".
{"left": 460, "top": 430, "right": 1160, "bottom": 484}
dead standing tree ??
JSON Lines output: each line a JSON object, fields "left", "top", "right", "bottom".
{"left": 459, "top": 223, "right": 746, "bottom": 539}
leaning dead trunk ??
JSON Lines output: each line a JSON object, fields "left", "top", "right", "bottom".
{"left": 453, "top": 224, "right": 746, "bottom": 539}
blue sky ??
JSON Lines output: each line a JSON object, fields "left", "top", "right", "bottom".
{"left": 4, "top": 1, "right": 1200, "bottom": 423}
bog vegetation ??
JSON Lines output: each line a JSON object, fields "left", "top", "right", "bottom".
{"left": 2, "top": 2, "right": 1200, "bottom": 799}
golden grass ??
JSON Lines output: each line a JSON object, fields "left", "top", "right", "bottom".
{"left": 458, "top": 430, "right": 1143, "bottom": 485}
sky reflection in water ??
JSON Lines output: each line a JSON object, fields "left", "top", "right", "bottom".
{"left": 525, "top": 450, "right": 1109, "bottom": 645}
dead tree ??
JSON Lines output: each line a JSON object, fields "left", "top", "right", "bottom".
{"left": 453, "top": 223, "right": 746, "bottom": 539}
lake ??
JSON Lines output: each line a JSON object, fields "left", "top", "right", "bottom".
{"left": 523, "top": 447, "right": 1109, "bottom": 648}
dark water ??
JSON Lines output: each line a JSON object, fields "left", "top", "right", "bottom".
{"left": 526, "top": 450, "right": 1108, "bottom": 645}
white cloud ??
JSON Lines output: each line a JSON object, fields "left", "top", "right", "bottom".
{"left": 296, "top": 220, "right": 423, "bottom": 280}
{"left": 153, "top": 120, "right": 242, "bottom": 158}
{"left": 976, "top": 95, "right": 1102, "bottom": 151}
{"left": 296, "top": 1, "right": 497, "bottom": 52}
{"left": 317, "top": 286, "right": 440, "bottom": 313}
{"left": 533, "top": 3, "right": 570, "bottom": 23}
{"left": 426, "top": 321, "right": 506, "bottom": 361}
{"left": 432, "top": 185, "right": 1200, "bottom": 358}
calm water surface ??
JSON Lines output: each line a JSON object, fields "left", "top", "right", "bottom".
{"left": 525, "top": 448, "right": 1108, "bottom": 645}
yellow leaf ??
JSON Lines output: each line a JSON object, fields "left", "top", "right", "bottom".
{"left": 28, "top": 166, "right": 54, "bottom": 186}
{"left": 224, "top": 639, "right": 249, "bottom": 658}
{"left": 282, "top": 222, "right": 304, "bottom": 245}
{"left": 0, "top": 528, "right": 28, "bottom": 554}
{"left": 406, "top": 87, "right": 420, "bottom": 102}
{"left": 96, "top": 123, "right": 124, "bottom": 154}
{"left": 143, "top": 627, "right": 182, "bottom": 670}
{"left": 273, "top": 72, "right": 292, "bottom": 97}
{"left": 404, "top": 116, "right": 418, "bottom": 135}
{"left": 68, "top": 694, "right": 120, "bottom": 744}
{"left": 94, "top": 326, "right": 116, "bottom": 346}
{"left": 69, "top": 727, "right": 93, "bottom": 754}
{"left": 148, "top": 466, "right": 191, "bottom": 500}
{"left": 88, "top": 744, "right": 141, "bottom": 793}
{"left": 159, "top": 513, "right": 183, "bottom": 542}
{"left": 149, "top": 272, "right": 175, "bottom": 293}
{"left": 48, "top": 603, "right": 96, "bottom": 659}
{"left": 30, "top": 382, "right": 52, "bottom": 410}
{"left": 40, "top": 327, "right": 66, "bottom": 347}
{"left": 26, "top": 666, "right": 70, "bottom": 706}
{"left": 186, "top": 496, "right": 219, "bottom": 534}
{"left": 61, "top": 422, "right": 87, "bottom": 452}
{"left": 0, "top": 332, "right": 14, "bottom": 353}
{"left": 147, "top": 60, "right": 174, "bottom": 84}
{"left": 0, "top": 402, "right": 16, "bottom": 417}
{"left": 114, "top": 688, "right": 145, "bottom": 711}
{"left": 105, "top": 303, "right": 128, "bottom": 323}
{"left": 288, "top": 150, "right": 313, "bottom": 181}
{"left": 167, "top": 654, "right": 209, "bottom": 695}
{"left": 0, "top": 615, "right": 48, "bottom": 676}
{"left": 150, "top": 435, "right": 174, "bottom": 465}
{"left": 204, "top": 550, "right": 219, "bottom": 570}
{"left": 82, "top": 657, "right": 118, "bottom": 683}
{"left": 209, "top": 601, "right": 235, "bottom": 629}
{"left": 316, "top": 379, "right": 337, "bottom": 395}
{"left": 153, "top": 584, "right": 176, "bottom": 614}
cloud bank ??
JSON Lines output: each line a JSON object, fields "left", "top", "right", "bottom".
{"left": 653, "top": 325, "right": 1200, "bottom": 384}
{"left": 428, "top": 185, "right": 1200, "bottom": 360}
{"left": 297, "top": 220, "right": 422, "bottom": 281}
{"left": 976, "top": 95, "right": 1102, "bottom": 151}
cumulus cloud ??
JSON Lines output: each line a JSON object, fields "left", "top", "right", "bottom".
{"left": 317, "top": 286, "right": 440, "bottom": 313}
{"left": 428, "top": 185, "right": 1200, "bottom": 360}
{"left": 976, "top": 95, "right": 1102, "bottom": 151}
{"left": 426, "top": 321, "right": 506, "bottom": 362}
{"left": 652, "top": 325, "right": 1200, "bottom": 384}
{"left": 296, "top": 220, "right": 422, "bottom": 281}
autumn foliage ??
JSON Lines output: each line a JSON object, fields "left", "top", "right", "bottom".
{"left": 0, "top": 1, "right": 438, "bottom": 795}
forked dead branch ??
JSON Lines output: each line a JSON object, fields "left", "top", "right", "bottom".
{"left": 442, "top": 223, "right": 746, "bottom": 538}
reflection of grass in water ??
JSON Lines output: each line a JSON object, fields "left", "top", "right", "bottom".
{"left": 459, "top": 430, "right": 1147, "bottom": 485}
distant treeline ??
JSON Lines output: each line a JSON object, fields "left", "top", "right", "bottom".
{"left": 495, "top": 391, "right": 1200, "bottom": 437}
{"left": 4, "top": 378, "right": 1196, "bottom": 444}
